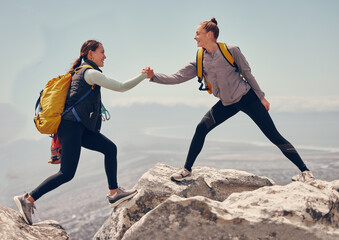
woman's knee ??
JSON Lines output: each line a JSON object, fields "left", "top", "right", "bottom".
{"left": 110, "top": 141, "right": 117, "bottom": 153}
{"left": 195, "top": 121, "right": 209, "bottom": 137}
{"left": 59, "top": 170, "right": 76, "bottom": 183}
{"left": 105, "top": 141, "right": 117, "bottom": 157}
{"left": 268, "top": 131, "right": 287, "bottom": 146}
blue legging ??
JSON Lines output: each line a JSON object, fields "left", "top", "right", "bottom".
{"left": 30, "top": 120, "right": 118, "bottom": 201}
{"left": 184, "top": 89, "right": 309, "bottom": 172}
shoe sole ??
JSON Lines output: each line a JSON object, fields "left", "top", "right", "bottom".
{"left": 291, "top": 178, "right": 316, "bottom": 183}
{"left": 170, "top": 176, "right": 192, "bottom": 182}
{"left": 110, "top": 191, "right": 137, "bottom": 208}
{"left": 13, "top": 196, "right": 32, "bottom": 225}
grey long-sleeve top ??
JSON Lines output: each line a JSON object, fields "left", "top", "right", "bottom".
{"left": 150, "top": 44, "right": 265, "bottom": 106}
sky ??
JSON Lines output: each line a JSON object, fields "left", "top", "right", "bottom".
{"left": 0, "top": 0, "right": 339, "bottom": 144}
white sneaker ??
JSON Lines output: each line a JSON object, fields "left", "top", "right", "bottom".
{"left": 13, "top": 193, "right": 36, "bottom": 225}
{"left": 107, "top": 187, "right": 137, "bottom": 208}
{"left": 292, "top": 171, "right": 315, "bottom": 183}
{"left": 170, "top": 167, "right": 192, "bottom": 182}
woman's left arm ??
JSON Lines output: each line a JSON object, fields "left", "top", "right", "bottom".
{"left": 84, "top": 70, "right": 147, "bottom": 92}
{"left": 231, "top": 46, "right": 265, "bottom": 100}
{"left": 231, "top": 46, "right": 270, "bottom": 111}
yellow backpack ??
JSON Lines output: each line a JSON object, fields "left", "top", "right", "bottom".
{"left": 34, "top": 65, "right": 93, "bottom": 134}
{"left": 196, "top": 42, "right": 238, "bottom": 94}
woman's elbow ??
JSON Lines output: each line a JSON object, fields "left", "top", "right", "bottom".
{"left": 115, "top": 87, "right": 129, "bottom": 93}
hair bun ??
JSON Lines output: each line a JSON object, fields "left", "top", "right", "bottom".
{"left": 210, "top": 18, "right": 217, "bottom": 25}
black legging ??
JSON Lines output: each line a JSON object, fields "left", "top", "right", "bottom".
{"left": 30, "top": 120, "right": 118, "bottom": 201}
{"left": 184, "top": 89, "right": 309, "bottom": 172}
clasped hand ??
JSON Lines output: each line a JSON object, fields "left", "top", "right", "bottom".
{"left": 141, "top": 66, "right": 155, "bottom": 79}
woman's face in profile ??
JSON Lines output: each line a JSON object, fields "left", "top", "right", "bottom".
{"left": 89, "top": 44, "right": 106, "bottom": 67}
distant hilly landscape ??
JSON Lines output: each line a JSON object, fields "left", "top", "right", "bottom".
{"left": 1, "top": 103, "right": 338, "bottom": 239}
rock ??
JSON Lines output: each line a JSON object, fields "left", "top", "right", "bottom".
{"left": 0, "top": 205, "right": 69, "bottom": 240}
{"left": 123, "top": 180, "right": 339, "bottom": 240}
{"left": 93, "top": 163, "right": 274, "bottom": 240}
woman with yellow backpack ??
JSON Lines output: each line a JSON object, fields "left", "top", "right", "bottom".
{"left": 14, "top": 40, "right": 148, "bottom": 225}
{"left": 144, "top": 18, "right": 315, "bottom": 184}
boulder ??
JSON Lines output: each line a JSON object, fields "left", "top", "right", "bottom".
{"left": 93, "top": 163, "right": 275, "bottom": 239}
{"left": 123, "top": 180, "right": 339, "bottom": 240}
{"left": 0, "top": 204, "right": 69, "bottom": 240}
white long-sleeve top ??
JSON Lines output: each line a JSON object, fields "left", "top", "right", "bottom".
{"left": 84, "top": 69, "right": 147, "bottom": 92}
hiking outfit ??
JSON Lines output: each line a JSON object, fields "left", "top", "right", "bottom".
{"left": 150, "top": 43, "right": 313, "bottom": 181}
{"left": 14, "top": 60, "right": 142, "bottom": 224}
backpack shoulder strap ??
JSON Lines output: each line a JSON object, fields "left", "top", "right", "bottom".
{"left": 217, "top": 42, "right": 238, "bottom": 70}
{"left": 74, "top": 64, "right": 94, "bottom": 73}
{"left": 196, "top": 48, "right": 204, "bottom": 81}
{"left": 61, "top": 64, "right": 96, "bottom": 117}
{"left": 73, "top": 64, "right": 96, "bottom": 89}
{"left": 61, "top": 86, "right": 94, "bottom": 118}
{"left": 196, "top": 48, "right": 212, "bottom": 94}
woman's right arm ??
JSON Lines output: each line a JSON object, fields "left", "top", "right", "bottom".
{"left": 150, "top": 61, "right": 197, "bottom": 85}
{"left": 84, "top": 70, "right": 147, "bottom": 92}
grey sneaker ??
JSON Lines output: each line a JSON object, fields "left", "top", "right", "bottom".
{"left": 13, "top": 193, "right": 36, "bottom": 225}
{"left": 107, "top": 187, "right": 137, "bottom": 208}
{"left": 292, "top": 171, "right": 315, "bottom": 183}
{"left": 170, "top": 167, "right": 192, "bottom": 182}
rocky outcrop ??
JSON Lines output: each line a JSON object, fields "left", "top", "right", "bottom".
{"left": 93, "top": 163, "right": 275, "bottom": 240}
{"left": 123, "top": 180, "right": 339, "bottom": 240}
{"left": 94, "top": 163, "right": 339, "bottom": 240}
{"left": 5, "top": 163, "right": 338, "bottom": 240}
{"left": 0, "top": 205, "right": 69, "bottom": 240}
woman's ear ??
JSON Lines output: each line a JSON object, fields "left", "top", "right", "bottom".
{"left": 87, "top": 50, "right": 93, "bottom": 61}
{"left": 207, "top": 31, "right": 214, "bottom": 40}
